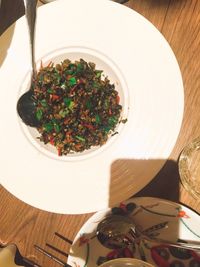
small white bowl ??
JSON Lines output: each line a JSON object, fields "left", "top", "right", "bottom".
{"left": 99, "top": 258, "right": 155, "bottom": 267}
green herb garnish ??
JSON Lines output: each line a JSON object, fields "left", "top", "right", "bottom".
{"left": 36, "top": 109, "right": 43, "bottom": 121}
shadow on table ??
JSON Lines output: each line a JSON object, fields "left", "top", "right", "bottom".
{"left": 0, "top": 0, "right": 24, "bottom": 35}
{"left": 108, "top": 158, "right": 180, "bottom": 208}
{"left": 135, "top": 159, "right": 180, "bottom": 202}
{"left": 0, "top": 0, "right": 24, "bottom": 66}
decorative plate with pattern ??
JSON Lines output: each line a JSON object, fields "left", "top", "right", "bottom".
{"left": 68, "top": 197, "right": 200, "bottom": 267}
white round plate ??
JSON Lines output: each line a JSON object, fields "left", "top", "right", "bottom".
{"left": 68, "top": 197, "right": 200, "bottom": 267}
{"left": 0, "top": 0, "right": 184, "bottom": 214}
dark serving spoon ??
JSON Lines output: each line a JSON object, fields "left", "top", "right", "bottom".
{"left": 17, "top": 0, "right": 128, "bottom": 127}
{"left": 17, "top": 0, "right": 40, "bottom": 127}
{"left": 114, "top": 0, "right": 129, "bottom": 3}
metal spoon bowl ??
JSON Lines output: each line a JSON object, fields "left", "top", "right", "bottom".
{"left": 97, "top": 215, "right": 135, "bottom": 249}
{"left": 16, "top": 0, "right": 40, "bottom": 127}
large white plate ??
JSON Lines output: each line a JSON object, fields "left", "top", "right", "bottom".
{"left": 0, "top": 0, "right": 184, "bottom": 214}
{"left": 68, "top": 197, "right": 200, "bottom": 267}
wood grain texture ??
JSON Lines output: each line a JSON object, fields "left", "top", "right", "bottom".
{"left": 0, "top": 0, "right": 200, "bottom": 266}
{"left": 0, "top": 185, "right": 92, "bottom": 266}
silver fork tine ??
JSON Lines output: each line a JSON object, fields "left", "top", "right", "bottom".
{"left": 129, "top": 227, "right": 138, "bottom": 239}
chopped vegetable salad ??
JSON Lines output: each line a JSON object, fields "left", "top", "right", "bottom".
{"left": 33, "top": 59, "right": 123, "bottom": 156}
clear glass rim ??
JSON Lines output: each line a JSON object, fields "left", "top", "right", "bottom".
{"left": 178, "top": 136, "right": 200, "bottom": 199}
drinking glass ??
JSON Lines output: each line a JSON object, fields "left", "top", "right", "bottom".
{"left": 179, "top": 136, "right": 200, "bottom": 200}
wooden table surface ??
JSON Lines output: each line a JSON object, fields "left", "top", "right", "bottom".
{"left": 0, "top": 0, "right": 200, "bottom": 266}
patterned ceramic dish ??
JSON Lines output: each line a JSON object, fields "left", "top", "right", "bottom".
{"left": 68, "top": 197, "right": 200, "bottom": 267}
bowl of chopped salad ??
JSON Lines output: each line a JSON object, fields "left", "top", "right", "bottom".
{"left": 19, "top": 47, "right": 129, "bottom": 160}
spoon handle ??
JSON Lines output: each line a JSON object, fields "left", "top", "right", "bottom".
{"left": 24, "top": 0, "right": 37, "bottom": 78}
{"left": 137, "top": 230, "right": 200, "bottom": 252}
{"left": 131, "top": 227, "right": 200, "bottom": 251}
{"left": 113, "top": 0, "right": 129, "bottom": 3}
{"left": 150, "top": 237, "right": 200, "bottom": 251}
